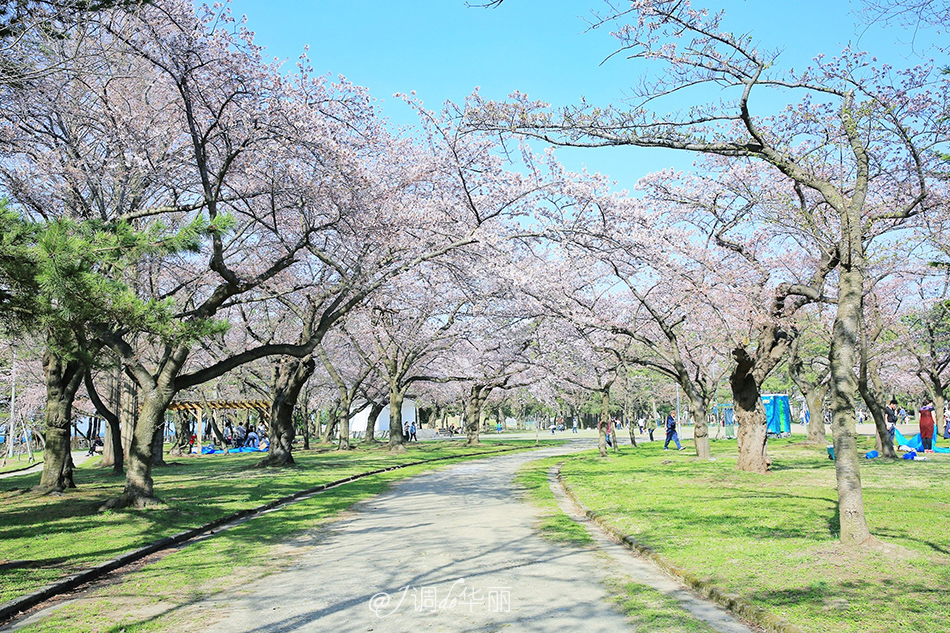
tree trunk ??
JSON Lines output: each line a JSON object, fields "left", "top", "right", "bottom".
{"left": 859, "top": 362, "right": 897, "bottom": 459}
{"left": 91, "top": 366, "right": 123, "bottom": 474}
{"left": 37, "top": 351, "right": 85, "bottom": 493}
{"left": 101, "top": 415, "right": 123, "bottom": 474}
{"left": 805, "top": 386, "right": 828, "bottom": 444}
{"left": 926, "top": 375, "right": 946, "bottom": 440}
{"left": 168, "top": 413, "right": 192, "bottom": 457}
{"left": 464, "top": 385, "right": 485, "bottom": 447}
{"left": 388, "top": 387, "right": 407, "bottom": 452}
{"left": 337, "top": 394, "right": 353, "bottom": 450}
{"left": 120, "top": 375, "right": 137, "bottom": 462}
{"left": 101, "top": 386, "right": 174, "bottom": 510}
{"left": 688, "top": 393, "right": 711, "bottom": 459}
{"left": 259, "top": 356, "right": 315, "bottom": 468}
{"left": 364, "top": 401, "right": 384, "bottom": 443}
{"left": 322, "top": 405, "right": 340, "bottom": 444}
{"left": 827, "top": 261, "right": 872, "bottom": 546}
{"left": 731, "top": 352, "right": 769, "bottom": 474}
{"left": 151, "top": 419, "right": 166, "bottom": 467}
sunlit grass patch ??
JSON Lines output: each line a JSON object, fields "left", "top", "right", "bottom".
{"left": 549, "top": 438, "right": 950, "bottom": 633}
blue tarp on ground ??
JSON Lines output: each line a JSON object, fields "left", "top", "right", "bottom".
{"left": 763, "top": 394, "right": 792, "bottom": 435}
{"left": 199, "top": 445, "right": 268, "bottom": 455}
{"left": 894, "top": 427, "right": 950, "bottom": 454}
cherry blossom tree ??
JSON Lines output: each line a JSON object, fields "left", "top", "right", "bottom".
{"left": 470, "top": 0, "right": 950, "bottom": 546}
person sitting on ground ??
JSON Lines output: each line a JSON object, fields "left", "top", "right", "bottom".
{"left": 245, "top": 428, "right": 259, "bottom": 448}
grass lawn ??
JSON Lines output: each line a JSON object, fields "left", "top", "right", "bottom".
{"left": 0, "top": 439, "right": 541, "bottom": 623}
{"left": 529, "top": 437, "right": 950, "bottom": 633}
{"left": 0, "top": 451, "right": 43, "bottom": 474}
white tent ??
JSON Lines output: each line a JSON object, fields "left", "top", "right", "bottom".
{"left": 349, "top": 399, "right": 418, "bottom": 434}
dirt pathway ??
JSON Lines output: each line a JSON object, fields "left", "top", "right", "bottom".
{"left": 187, "top": 442, "right": 753, "bottom": 633}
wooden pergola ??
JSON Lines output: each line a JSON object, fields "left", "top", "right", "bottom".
{"left": 168, "top": 400, "right": 270, "bottom": 453}
{"left": 167, "top": 400, "right": 270, "bottom": 414}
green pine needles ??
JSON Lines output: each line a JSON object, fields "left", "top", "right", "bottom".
{"left": 0, "top": 200, "right": 230, "bottom": 359}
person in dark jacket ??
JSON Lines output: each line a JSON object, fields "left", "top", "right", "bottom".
{"left": 664, "top": 412, "right": 683, "bottom": 451}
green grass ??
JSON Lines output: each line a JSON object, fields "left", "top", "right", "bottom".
{"left": 0, "top": 451, "right": 42, "bottom": 473}
{"left": 514, "top": 460, "right": 592, "bottom": 546}
{"left": 0, "top": 441, "right": 540, "bottom": 611}
{"left": 606, "top": 579, "right": 720, "bottom": 632}
{"left": 525, "top": 437, "right": 950, "bottom": 633}
{"left": 13, "top": 462, "right": 463, "bottom": 633}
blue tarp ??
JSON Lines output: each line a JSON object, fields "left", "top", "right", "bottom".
{"left": 198, "top": 445, "right": 268, "bottom": 455}
{"left": 894, "top": 427, "right": 950, "bottom": 454}
{"left": 712, "top": 403, "right": 734, "bottom": 426}
{"left": 763, "top": 394, "right": 792, "bottom": 435}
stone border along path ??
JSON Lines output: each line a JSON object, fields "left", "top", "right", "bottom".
{"left": 0, "top": 446, "right": 527, "bottom": 627}
{"left": 129, "top": 440, "right": 756, "bottom": 633}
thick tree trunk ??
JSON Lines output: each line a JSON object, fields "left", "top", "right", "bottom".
{"left": 259, "top": 356, "right": 315, "bottom": 468}
{"left": 388, "top": 387, "right": 407, "bottom": 452}
{"left": 364, "top": 401, "right": 384, "bottom": 443}
{"left": 151, "top": 420, "right": 167, "bottom": 467}
{"left": 828, "top": 263, "right": 872, "bottom": 546}
{"left": 37, "top": 352, "right": 84, "bottom": 493}
{"left": 731, "top": 353, "right": 769, "bottom": 474}
{"left": 689, "top": 394, "right": 711, "bottom": 459}
{"left": 464, "top": 385, "right": 485, "bottom": 446}
{"left": 101, "top": 387, "right": 174, "bottom": 510}
{"left": 734, "top": 398, "right": 770, "bottom": 474}
{"left": 805, "top": 386, "right": 828, "bottom": 444}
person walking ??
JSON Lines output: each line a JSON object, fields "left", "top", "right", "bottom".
{"left": 645, "top": 416, "right": 657, "bottom": 442}
{"left": 664, "top": 412, "right": 683, "bottom": 451}
{"left": 919, "top": 400, "right": 936, "bottom": 453}
{"left": 572, "top": 419, "right": 578, "bottom": 434}
{"left": 409, "top": 421, "right": 417, "bottom": 442}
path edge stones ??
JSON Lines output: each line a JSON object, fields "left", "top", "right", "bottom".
{"left": 554, "top": 464, "right": 805, "bottom": 633}
{"left": 0, "top": 445, "right": 527, "bottom": 626}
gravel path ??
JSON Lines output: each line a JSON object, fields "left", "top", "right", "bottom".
{"left": 193, "top": 441, "right": 754, "bottom": 633}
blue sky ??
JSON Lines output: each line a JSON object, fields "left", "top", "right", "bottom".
{"left": 223, "top": 0, "right": 939, "bottom": 192}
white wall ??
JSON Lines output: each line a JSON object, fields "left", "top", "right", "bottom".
{"left": 349, "top": 399, "right": 418, "bottom": 434}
